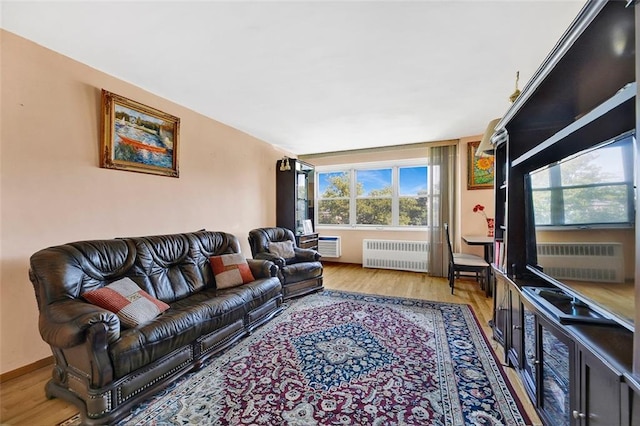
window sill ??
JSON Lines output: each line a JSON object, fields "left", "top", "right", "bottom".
{"left": 317, "top": 225, "right": 430, "bottom": 232}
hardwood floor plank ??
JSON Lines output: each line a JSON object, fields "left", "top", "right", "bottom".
{"left": 0, "top": 262, "right": 540, "bottom": 425}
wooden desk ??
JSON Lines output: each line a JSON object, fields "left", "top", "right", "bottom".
{"left": 462, "top": 235, "right": 494, "bottom": 264}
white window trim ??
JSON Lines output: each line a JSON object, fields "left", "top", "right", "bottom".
{"left": 315, "top": 159, "right": 429, "bottom": 230}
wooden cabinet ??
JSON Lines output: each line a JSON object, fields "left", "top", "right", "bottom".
{"left": 297, "top": 233, "right": 318, "bottom": 250}
{"left": 500, "top": 272, "right": 630, "bottom": 425}
{"left": 276, "top": 158, "right": 315, "bottom": 238}
{"left": 489, "top": 1, "right": 639, "bottom": 424}
{"left": 576, "top": 347, "right": 621, "bottom": 426}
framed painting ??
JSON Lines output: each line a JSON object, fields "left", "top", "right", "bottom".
{"left": 467, "top": 141, "right": 494, "bottom": 190}
{"left": 101, "top": 90, "right": 180, "bottom": 177}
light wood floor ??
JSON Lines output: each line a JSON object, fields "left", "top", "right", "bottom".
{"left": 0, "top": 263, "right": 541, "bottom": 425}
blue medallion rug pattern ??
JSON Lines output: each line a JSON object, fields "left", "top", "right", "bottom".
{"left": 111, "top": 291, "right": 530, "bottom": 425}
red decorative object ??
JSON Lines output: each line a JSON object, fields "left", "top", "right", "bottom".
{"left": 486, "top": 218, "right": 495, "bottom": 237}
{"left": 473, "top": 204, "right": 494, "bottom": 237}
{"left": 473, "top": 204, "right": 486, "bottom": 217}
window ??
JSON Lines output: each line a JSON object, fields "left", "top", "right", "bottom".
{"left": 317, "top": 162, "right": 428, "bottom": 228}
{"left": 529, "top": 134, "right": 635, "bottom": 227}
{"left": 317, "top": 171, "right": 350, "bottom": 225}
{"left": 356, "top": 168, "right": 392, "bottom": 225}
{"left": 399, "top": 166, "right": 428, "bottom": 226}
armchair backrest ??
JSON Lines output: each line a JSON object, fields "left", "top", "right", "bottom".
{"left": 248, "top": 227, "right": 296, "bottom": 257}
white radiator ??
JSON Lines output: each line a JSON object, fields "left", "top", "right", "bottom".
{"left": 318, "top": 236, "right": 341, "bottom": 258}
{"left": 537, "top": 242, "right": 624, "bottom": 283}
{"left": 363, "top": 239, "right": 429, "bottom": 273}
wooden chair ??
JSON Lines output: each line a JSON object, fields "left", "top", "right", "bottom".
{"left": 444, "top": 223, "right": 490, "bottom": 295}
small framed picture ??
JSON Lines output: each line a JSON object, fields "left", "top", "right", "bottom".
{"left": 101, "top": 89, "right": 180, "bottom": 177}
{"left": 303, "top": 219, "right": 314, "bottom": 235}
{"left": 467, "top": 141, "right": 494, "bottom": 190}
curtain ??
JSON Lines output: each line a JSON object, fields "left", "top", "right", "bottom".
{"left": 427, "top": 144, "right": 457, "bottom": 277}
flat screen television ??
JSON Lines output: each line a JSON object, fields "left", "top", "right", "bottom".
{"left": 524, "top": 130, "right": 636, "bottom": 330}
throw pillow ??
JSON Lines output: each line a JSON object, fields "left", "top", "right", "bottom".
{"left": 82, "top": 277, "right": 170, "bottom": 328}
{"left": 268, "top": 241, "right": 295, "bottom": 258}
{"left": 210, "top": 253, "right": 255, "bottom": 289}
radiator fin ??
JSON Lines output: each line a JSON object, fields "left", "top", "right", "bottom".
{"left": 318, "top": 236, "right": 341, "bottom": 258}
{"left": 537, "top": 242, "right": 624, "bottom": 283}
{"left": 363, "top": 239, "right": 429, "bottom": 273}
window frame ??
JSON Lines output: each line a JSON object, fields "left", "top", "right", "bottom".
{"left": 315, "top": 159, "right": 429, "bottom": 230}
{"left": 529, "top": 133, "right": 635, "bottom": 229}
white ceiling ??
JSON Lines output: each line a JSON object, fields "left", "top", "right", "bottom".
{"left": 2, "top": 1, "right": 585, "bottom": 155}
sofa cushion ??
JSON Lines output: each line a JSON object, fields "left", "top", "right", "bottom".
{"left": 82, "top": 277, "right": 170, "bottom": 328}
{"left": 268, "top": 241, "right": 295, "bottom": 258}
{"left": 282, "top": 261, "right": 323, "bottom": 284}
{"left": 109, "top": 288, "right": 247, "bottom": 378}
{"left": 210, "top": 254, "right": 255, "bottom": 289}
{"left": 109, "top": 276, "right": 281, "bottom": 378}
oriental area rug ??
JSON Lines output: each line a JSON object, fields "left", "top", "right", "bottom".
{"left": 60, "top": 290, "right": 530, "bottom": 425}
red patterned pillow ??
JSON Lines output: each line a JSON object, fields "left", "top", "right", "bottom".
{"left": 210, "top": 253, "right": 255, "bottom": 289}
{"left": 82, "top": 277, "right": 169, "bottom": 328}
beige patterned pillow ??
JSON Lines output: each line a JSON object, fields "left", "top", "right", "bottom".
{"left": 268, "top": 241, "right": 295, "bottom": 258}
{"left": 210, "top": 253, "right": 255, "bottom": 289}
{"left": 82, "top": 277, "right": 170, "bottom": 328}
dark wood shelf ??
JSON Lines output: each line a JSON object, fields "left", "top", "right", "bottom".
{"left": 490, "top": 1, "right": 639, "bottom": 423}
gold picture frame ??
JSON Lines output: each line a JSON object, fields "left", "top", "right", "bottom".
{"left": 467, "top": 141, "right": 494, "bottom": 190}
{"left": 101, "top": 90, "right": 180, "bottom": 177}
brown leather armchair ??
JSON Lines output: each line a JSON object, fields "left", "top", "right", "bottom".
{"left": 248, "top": 227, "right": 323, "bottom": 299}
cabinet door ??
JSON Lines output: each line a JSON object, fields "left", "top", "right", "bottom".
{"left": 508, "top": 288, "right": 523, "bottom": 369}
{"left": 576, "top": 348, "right": 621, "bottom": 426}
{"left": 492, "top": 275, "right": 509, "bottom": 350}
{"left": 538, "top": 317, "right": 574, "bottom": 426}
{"left": 521, "top": 301, "right": 538, "bottom": 405}
{"left": 621, "top": 383, "right": 640, "bottom": 426}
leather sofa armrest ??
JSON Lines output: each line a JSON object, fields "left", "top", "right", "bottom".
{"left": 294, "top": 247, "right": 321, "bottom": 261}
{"left": 254, "top": 252, "right": 285, "bottom": 269}
{"left": 247, "top": 258, "right": 278, "bottom": 278}
{"left": 40, "top": 299, "right": 121, "bottom": 348}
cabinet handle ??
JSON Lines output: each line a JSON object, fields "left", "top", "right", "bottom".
{"left": 527, "top": 355, "right": 540, "bottom": 365}
{"left": 512, "top": 325, "right": 521, "bottom": 330}
{"left": 572, "top": 410, "right": 586, "bottom": 419}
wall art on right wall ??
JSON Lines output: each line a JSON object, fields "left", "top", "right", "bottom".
{"left": 467, "top": 141, "right": 494, "bottom": 190}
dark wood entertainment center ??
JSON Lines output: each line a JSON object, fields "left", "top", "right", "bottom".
{"left": 489, "top": 1, "right": 639, "bottom": 425}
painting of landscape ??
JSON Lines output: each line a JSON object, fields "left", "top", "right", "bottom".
{"left": 101, "top": 90, "right": 180, "bottom": 177}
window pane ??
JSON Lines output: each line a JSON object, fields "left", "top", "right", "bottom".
{"left": 399, "top": 166, "right": 427, "bottom": 196}
{"left": 356, "top": 169, "right": 392, "bottom": 197}
{"left": 531, "top": 190, "right": 552, "bottom": 225}
{"left": 561, "top": 145, "right": 626, "bottom": 186}
{"left": 563, "top": 185, "right": 630, "bottom": 224}
{"left": 530, "top": 136, "right": 634, "bottom": 226}
{"left": 318, "top": 172, "right": 350, "bottom": 198}
{"left": 318, "top": 199, "right": 349, "bottom": 225}
{"left": 400, "top": 196, "right": 428, "bottom": 226}
{"left": 356, "top": 199, "right": 392, "bottom": 225}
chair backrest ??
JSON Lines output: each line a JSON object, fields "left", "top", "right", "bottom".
{"left": 248, "top": 227, "right": 297, "bottom": 257}
{"left": 443, "top": 223, "right": 454, "bottom": 259}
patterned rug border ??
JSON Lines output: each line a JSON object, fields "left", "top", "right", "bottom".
{"left": 58, "top": 290, "right": 532, "bottom": 426}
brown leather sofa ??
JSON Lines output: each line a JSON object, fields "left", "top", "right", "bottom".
{"left": 248, "top": 227, "right": 323, "bottom": 299}
{"left": 28, "top": 230, "right": 283, "bottom": 425}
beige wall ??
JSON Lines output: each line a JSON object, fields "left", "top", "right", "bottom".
{"left": 0, "top": 31, "right": 287, "bottom": 374}
{"left": 301, "top": 139, "right": 494, "bottom": 263}
{"left": 0, "top": 30, "right": 496, "bottom": 375}
{"left": 458, "top": 136, "right": 495, "bottom": 258}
